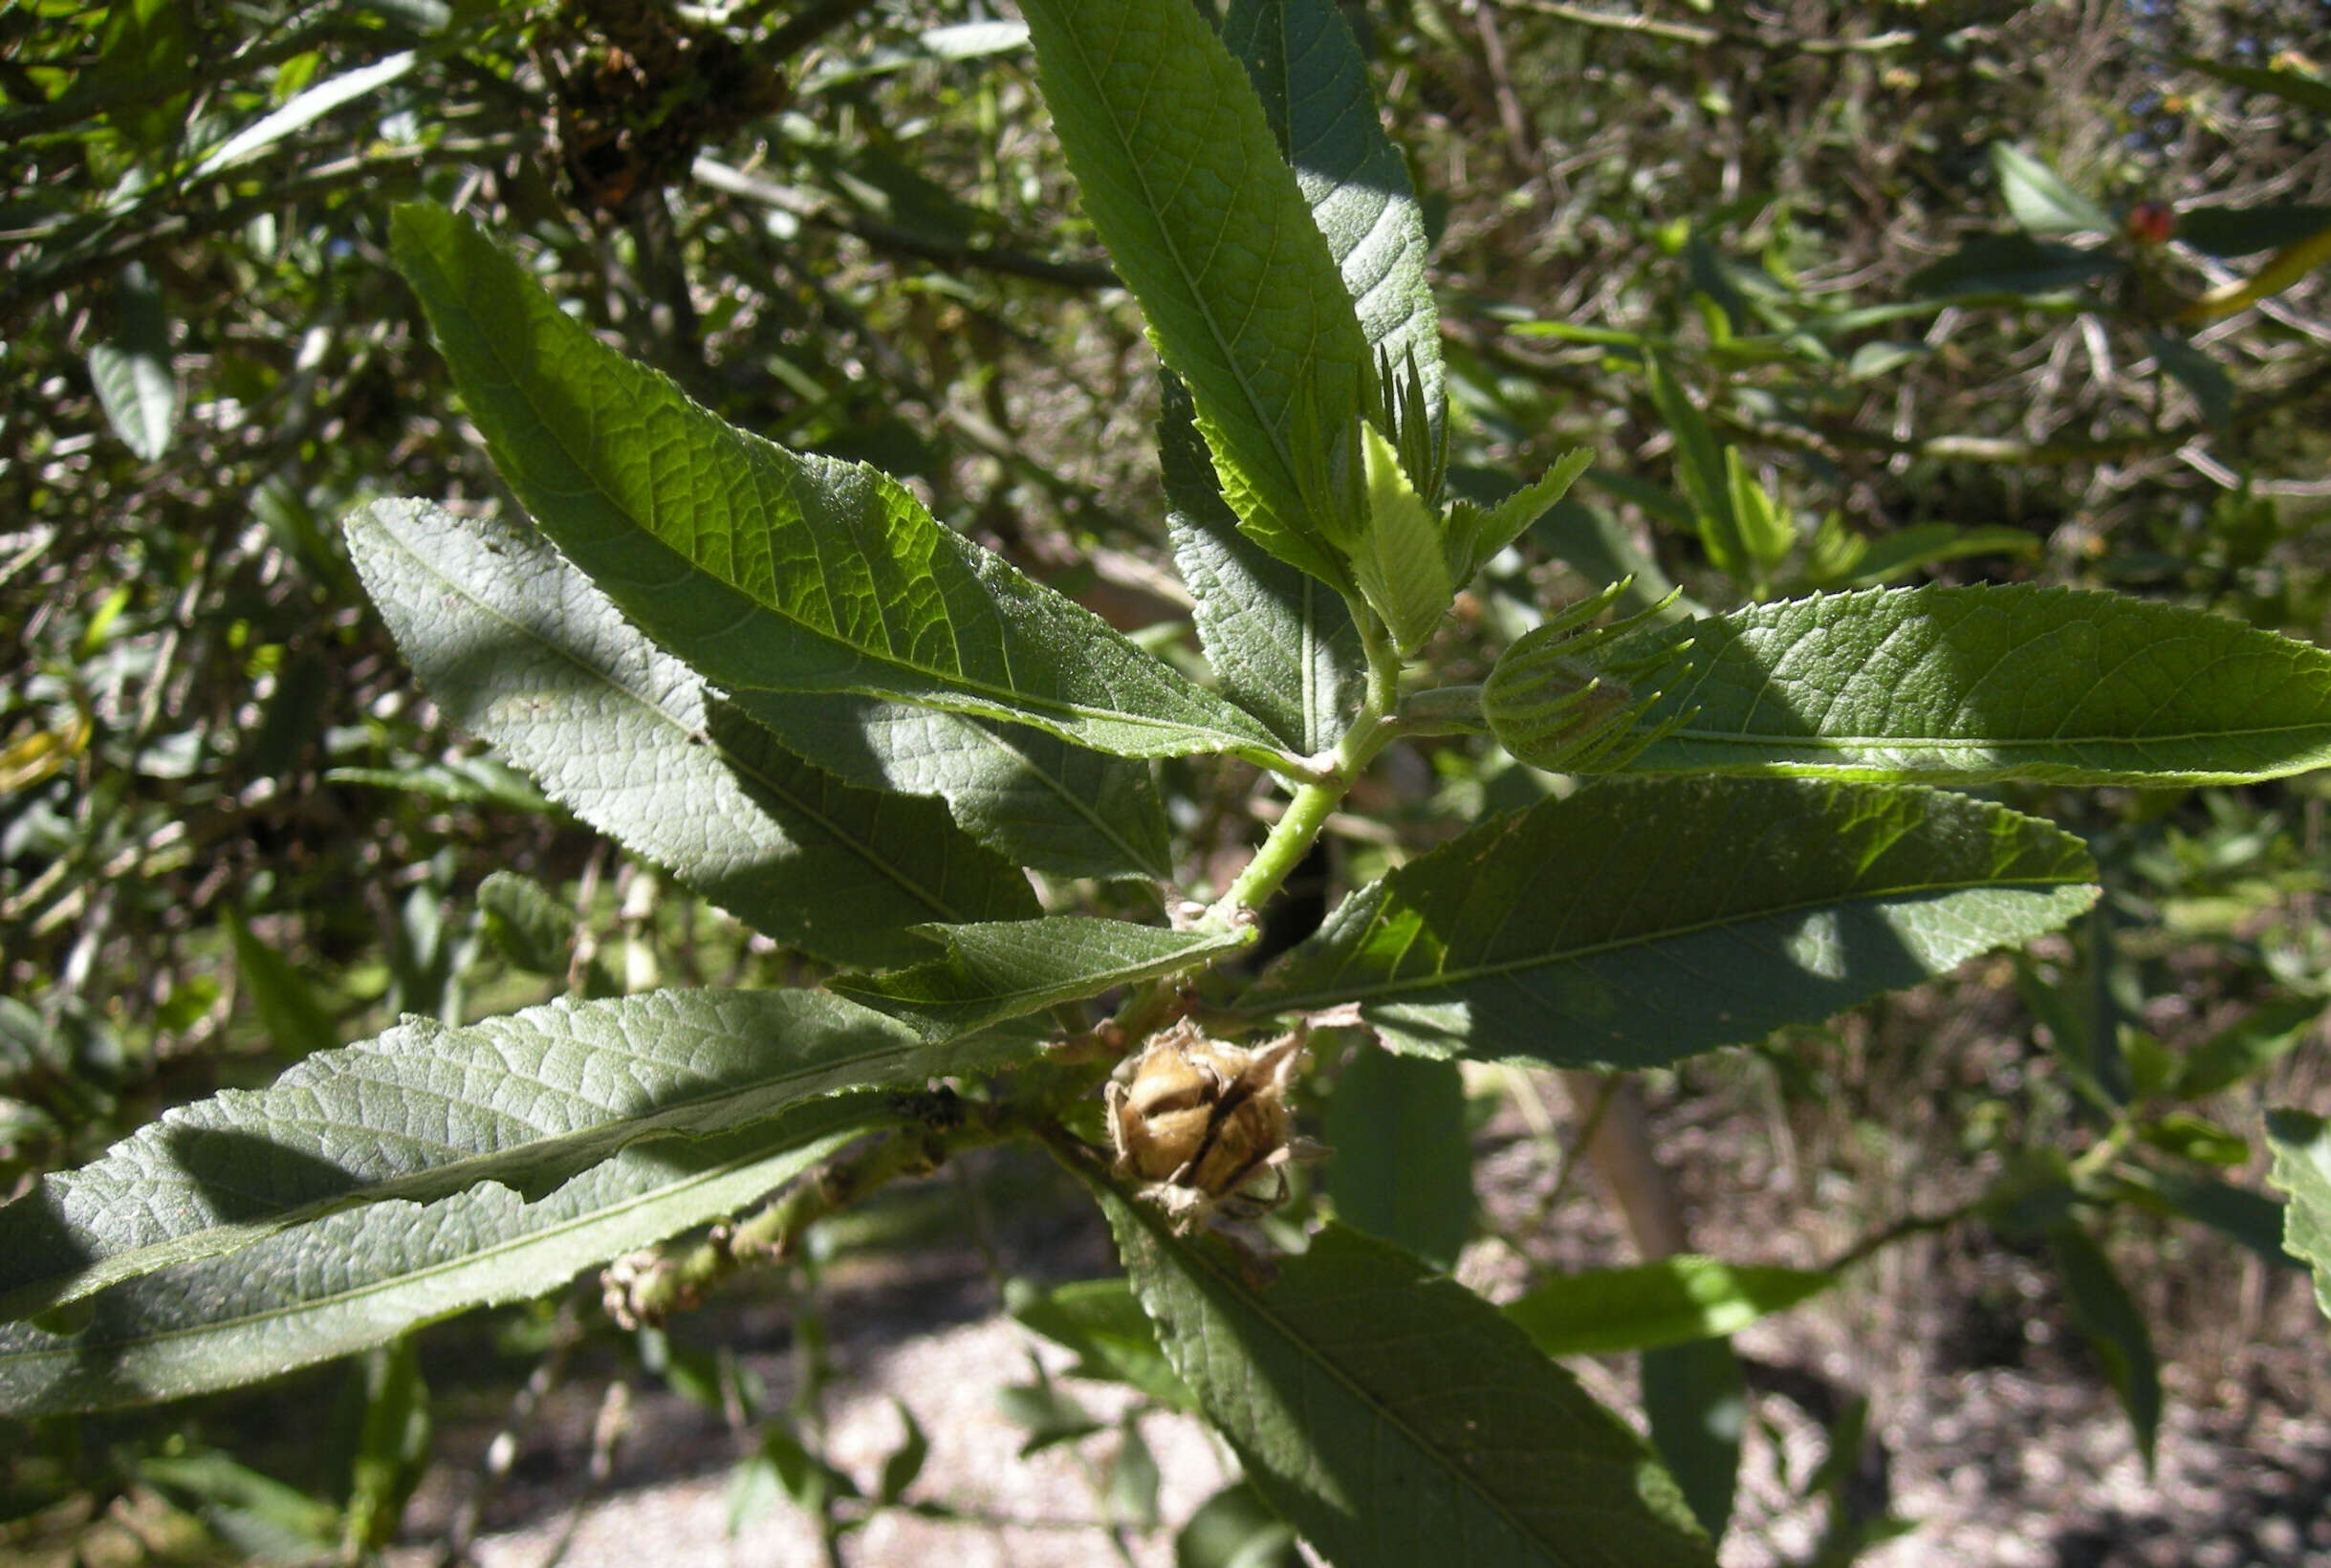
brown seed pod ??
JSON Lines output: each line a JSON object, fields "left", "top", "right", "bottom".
{"left": 1105, "top": 1024, "right": 1316, "bottom": 1230}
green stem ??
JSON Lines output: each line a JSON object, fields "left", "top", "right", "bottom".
{"left": 1211, "top": 779, "right": 1342, "bottom": 917}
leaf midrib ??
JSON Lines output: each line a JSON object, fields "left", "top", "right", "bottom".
{"left": 367, "top": 511, "right": 980, "bottom": 924}
{"left": 12, "top": 1025, "right": 937, "bottom": 1311}
{"left": 0, "top": 1111, "right": 883, "bottom": 1379}
{"left": 414, "top": 242, "right": 1274, "bottom": 757}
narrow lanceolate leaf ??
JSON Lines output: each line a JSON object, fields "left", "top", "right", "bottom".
{"left": 348, "top": 500, "right": 1035, "bottom": 966}
{"left": 1505, "top": 1258, "right": 1836, "bottom": 1357}
{"left": 0, "top": 989, "right": 1014, "bottom": 1319}
{"left": 2046, "top": 1223, "right": 2162, "bottom": 1470}
{"left": 88, "top": 262, "right": 175, "bottom": 461}
{"left": 832, "top": 918, "right": 1253, "bottom": 1044}
{"left": 1237, "top": 778, "right": 2096, "bottom": 1067}
{"left": 729, "top": 690, "right": 1171, "bottom": 882}
{"left": 1095, "top": 1190, "right": 1716, "bottom": 1568}
{"left": 1643, "top": 355, "right": 1741, "bottom": 577}
{"left": 1018, "top": 0, "right": 1372, "bottom": 583}
{"left": 1324, "top": 1046, "right": 1472, "bottom": 1270}
{"left": 1164, "top": 374, "right": 1362, "bottom": 754}
{"left": 2267, "top": 1109, "right": 2331, "bottom": 1325}
{"left": 1560, "top": 585, "right": 2331, "bottom": 786}
{"left": 1223, "top": 0, "right": 1444, "bottom": 445}
{"left": 0, "top": 1097, "right": 887, "bottom": 1413}
{"left": 1352, "top": 421, "right": 1452, "bottom": 654}
{"left": 388, "top": 205, "right": 1281, "bottom": 765}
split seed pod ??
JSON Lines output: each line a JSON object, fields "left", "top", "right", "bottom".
{"left": 1105, "top": 1024, "right": 1315, "bottom": 1230}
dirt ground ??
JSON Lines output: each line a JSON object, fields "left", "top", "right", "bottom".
{"left": 375, "top": 1074, "right": 2331, "bottom": 1568}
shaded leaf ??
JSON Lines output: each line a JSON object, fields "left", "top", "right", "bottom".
{"left": 1641, "top": 1339, "right": 1743, "bottom": 1542}
{"left": 1644, "top": 354, "right": 1742, "bottom": 576}
{"left": 1324, "top": 1045, "right": 1471, "bottom": 1269}
{"left": 1903, "top": 232, "right": 2123, "bottom": 297}
{"left": 1164, "top": 373, "right": 1363, "bottom": 754}
{"left": 0, "top": 988, "right": 1010, "bottom": 1318}
{"left": 1177, "top": 1480, "right": 1304, "bottom": 1568}
{"left": 833, "top": 918, "right": 1252, "bottom": 1044}
{"left": 477, "top": 871, "right": 574, "bottom": 978}
{"left": 730, "top": 690, "right": 1171, "bottom": 882}
{"left": 346, "top": 499, "right": 1037, "bottom": 968}
{"left": 0, "top": 1096, "right": 886, "bottom": 1413}
{"left": 1239, "top": 778, "right": 2096, "bottom": 1067}
{"left": 389, "top": 205, "right": 1280, "bottom": 765}
{"left": 1010, "top": 1276, "right": 1197, "bottom": 1408}
{"left": 88, "top": 262, "right": 175, "bottom": 462}
{"left": 2046, "top": 1223, "right": 2161, "bottom": 1470}
{"left": 225, "top": 912, "right": 338, "bottom": 1059}
{"left": 1505, "top": 1257, "right": 1835, "bottom": 1357}
{"left": 1098, "top": 1192, "right": 1716, "bottom": 1568}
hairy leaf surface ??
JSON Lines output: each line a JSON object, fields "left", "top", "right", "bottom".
{"left": 1100, "top": 1191, "right": 1716, "bottom": 1568}
{"left": 0, "top": 990, "right": 1013, "bottom": 1318}
{"left": 1533, "top": 585, "right": 2331, "bottom": 785}
{"left": 1018, "top": 0, "right": 1370, "bottom": 582}
{"left": 730, "top": 690, "right": 1171, "bottom": 882}
{"left": 2268, "top": 1109, "right": 2331, "bottom": 1324}
{"left": 1164, "top": 375, "right": 1362, "bottom": 753}
{"left": 389, "top": 205, "right": 1280, "bottom": 764}
{"left": 0, "top": 1098, "right": 886, "bottom": 1413}
{"left": 348, "top": 499, "right": 1036, "bottom": 966}
{"left": 1224, "top": 0, "right": 1443, "bottom": 443}
{"left": 833, "top": 918, "right": 1253, "bottom": 1043}
{"left": 1239, "top": 779, "right": 2096, "bottom": 1066}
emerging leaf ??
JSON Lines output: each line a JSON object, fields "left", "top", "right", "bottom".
{"left": 1351, "top": 421, "right": 1453, "bottom": 655}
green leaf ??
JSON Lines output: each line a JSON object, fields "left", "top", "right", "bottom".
{"left": 2266, "top": 1109, "right": 2331, "bottom": 1324}
{"left": 1223, "top": 0, "right": 1444, "bottom": 446}
{"left": 2172, "top": 996, "right": 2321, "bottom": 1095}
{"left": 2135, "top": 1167, "right": 2294, "bottom": 1268}
{"left": 997, "top": 1375, "right": 1103, "bottom": 1454}
{"left": 192, "top": 49, "right": 418, "bottom": 177}
{"left": 1990, "top": 143, "right": 2112, "bottom": 237}
{"left": 2144, "top": 332, "right": 2233, "bottom": 431}
{"left": 1164, "top": 374, "right": 1364, "bottom": 754}
{"left": 0, "top": 1096, "right": 885, "bottom": 1413}
{"left": 1010, "top": 1276, "right": 1196, "bottom": 1408}
{"left": 832, "top": 918, "right": 1253, "bottom": 1044}
{"left": 2180, "top": 55, "right": 2331, "bottom": 118}
{"left": 1017, "top": 0, "right": 1371, "bottom": 582}
{"left": 387, "top": 205, "right": 1281, "bottom": 766}
{"left": 1643, "top": 354, "right": 1742, "bottom": 576}
{"left": 0, "top": 988, "right": 1008, "bottom": 1320}
{"left": 1097, "top": 1193, "right": 1716, "bottom": 1568}
{"left": 1800, "top": 522, "right": 2038, "bottom": 590}
{"left": 346, "top": 499, "right": 1037, "bottom": 969}
{"left": 82, "top": 0, "right": 191, "bottom": 152}
{"left": 2045, "top": 1223, "right": 2161, "bottom": 1470}
{"left": 727, "top": 690, "right": 1172, "bottom": 882}
{"left": 1446, "top": 449, "right": 1594, "bottom": 593}
{"left": 88, "top": 262, "right": 175, "bottom": 462}
{"left": 1641, "top": 1339, "right": 1742, "bottom": 1541}
{"left": 1903, "top": 232, "right": 2123, "bottom": 297}
{"left": 876, "top": 1399, "right": 929, "bottom": 1505}
{"left": 1238, "top": 778, "right": 2096, "bottom": 1067}
{"left": 1176, "top": 1480, "right": 1304, "bottom": 1568}
{"left": 1592, "top": 585, "right": 2331, "bottom": 786}
{"left": 1504, "top": 1257, "right": 1835, "bottom": 1356}
{"left": 342, "top": 1339, "right": 430, "bottom": 1556}
{"left": 1721, "top": 448, "right": 1792, "bottom": 573}
{"left": 1351, "top": 421, "right": 1453, "bottom": 654}
{"left": 477, "top": 871, "right": 574, "bottom": 978}
{"left": 1324, "top": 1045, "right": 1471, "bottom": 1270}
{"left": 225, "top": 912, "right": 338, "bottom": 1058}
{"left": 2176, "top": 204, "right": 2331, "bottom": 259}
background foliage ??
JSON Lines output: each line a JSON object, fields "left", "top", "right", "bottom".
{"left": 6, "top": 0, "right": 2331, "bottom": 1561}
